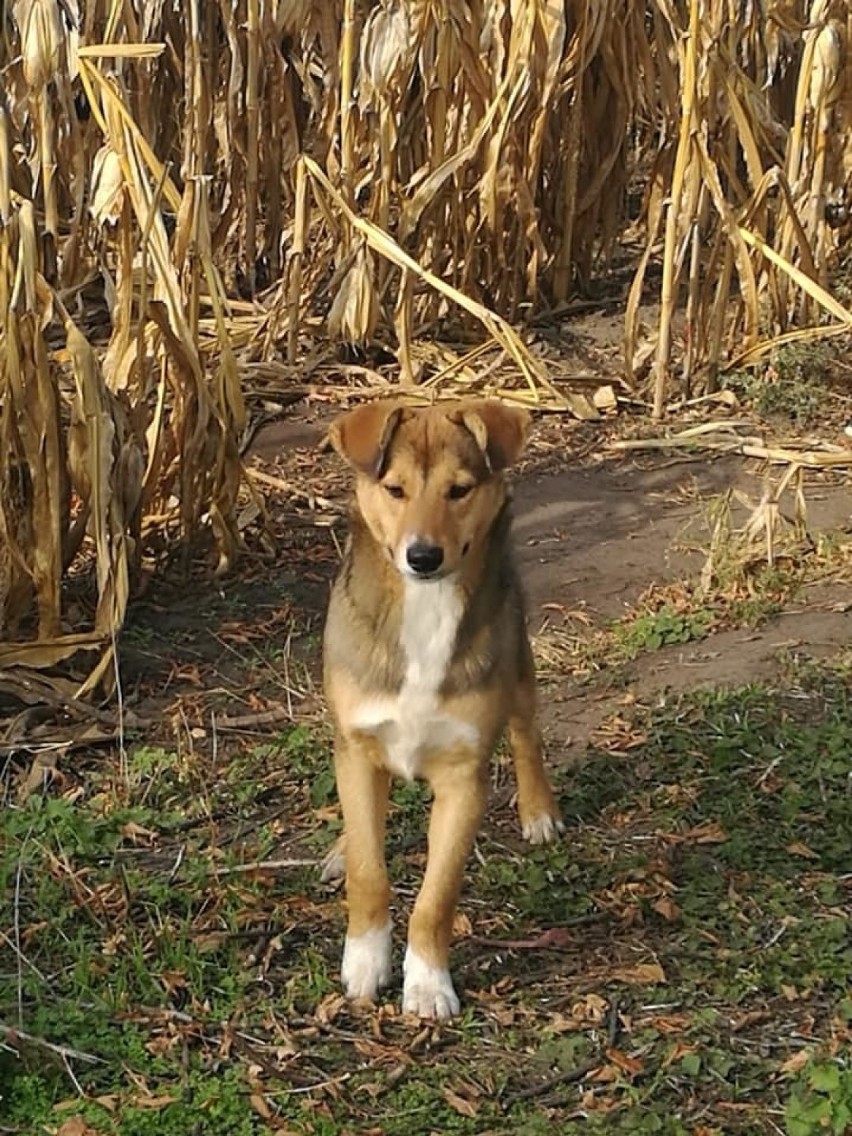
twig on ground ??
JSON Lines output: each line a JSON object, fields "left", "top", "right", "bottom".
{"left": 740, "top": 443, "right": 852, "bottom": 466}
{"left": 0, "top": 679, "right": 148, "bottom": 730}
{"left": 1, "top": 1022, "right": 104, "bottom": 1065}
{"left": 467, "top": 914, "right": 608, "bottom": 950}
{"left": 287, "top": 1072, "right": 353, "bottom": 1095}
{"left": 502, "top": 992, "right": 620, "bottom": 1109}
{"left": 212, "top": 858, "right": 318, "bottom": 876}
{"left": 501, "top": 1059, "right": 600, "bottom": 1107}
{"left": 609, "top": 426, "right": 852, "bottom": 467}
{"left": 246, "top": 467, "right": 339, "bottom": 512}
{"left": 215, "top": 705, "right": 294, "bottom": 729}
{"left": 0, "top": 931, "right": 46, "bottom": 983}
{"left": 608, "top": 997, "right": 620, "bottom": 1047}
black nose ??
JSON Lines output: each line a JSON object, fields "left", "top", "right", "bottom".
{"left": 406, "top": 542, "right": 444, "bottom": 576}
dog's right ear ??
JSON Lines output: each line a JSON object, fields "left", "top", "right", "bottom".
{"left": 327, "top": 401, "right": 405, "bottom": 477}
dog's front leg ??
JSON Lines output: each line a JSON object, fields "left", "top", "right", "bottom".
{"left": 334, "top": 733, "right": 393, "bottom": 1002}
{"left": 404, "top": 753, "right": 488, "bottom": 1020}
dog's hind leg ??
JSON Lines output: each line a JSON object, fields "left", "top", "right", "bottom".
{"left": 507, "top": 636, "right": 564, "bottom": 845}
{"left": 334, "top": 734, "right": 393, "bottom": 1002}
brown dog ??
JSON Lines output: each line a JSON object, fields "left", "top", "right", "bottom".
{"left": 323, "top": 399, "right": 563, "bottom": 1019}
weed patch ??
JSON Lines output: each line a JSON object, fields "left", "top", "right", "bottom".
{"left": 725, "top": 341, "right": 840, "bottom": 426}
{"left": 785, "top": 1054, "right": 852, "bottom": 1136}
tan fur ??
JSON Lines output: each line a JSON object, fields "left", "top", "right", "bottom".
{"left": 323, "top": 400, "right": 563, "bottom": 1019}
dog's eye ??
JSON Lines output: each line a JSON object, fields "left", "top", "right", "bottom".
{"left": 448, "top": 484, "right": 472, "bottom": 501}
{"left": 384, "top": 484, "right": 405, "bottom": 500}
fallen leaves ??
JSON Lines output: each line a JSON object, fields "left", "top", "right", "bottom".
{"left": 594, "top": 863, "right": 679, "bottom": 922}
{"left": 659, "top": 820, "right": 728, "bottom": 845}
{"left": 544, "top": 994, "right": 610, "bottom": 1033}
{"left": 314, "top": 993, "right": 348, "bottom": 1026}
{"left": 119, "top": 819, "right": 159, "bottom": 845}
{"left": 651, "top": 895, "right": 682, "bottom": 922}
{"left": 640, "top": 1012, "right": 692, "bottom": 1034}
{"left": 571, "top": 993, "right": 609, "bottom": 1026}
{"left": 606, "top": 961, "right": 667, "bottom": 986}
{"left": 452, "top": 910, "right": 473, "bottom": 936}
{"left": 603, "top": 1047, "right": 645, "bottom": 1077}
{"left": 6, "top": 590, "right": 850, "bottom": 1136}
{"left": 590, "top": 715, "right": 649, "bottom": 751}
{"left": 442, "top": 1083, "right": 482, "bottom": 1118}
{"left": 662, "top": 1041, "right": 701, "bottom": 1068}
{"left": 781, "top": 1048, "right": 813, "bottom": 1076}
{"left": 786, "top": 840, "right": 819, "bottom": 859}
{"left": 55, "top": 1120, "right": 109, "bottom": 1136}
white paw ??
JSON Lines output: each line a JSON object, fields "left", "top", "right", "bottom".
{"left": 522, "top": 813, "right": 565, "bottom": 845}
{"left": 341, "top": 922, "right": 392, "bottom": 1001}
{"left": 402, "top": 947, "right": 460, "bottom": 1020}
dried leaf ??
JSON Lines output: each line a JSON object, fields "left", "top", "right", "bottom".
{"left": 652, "top": 896, "right": 681, "bottom": 922}
{"left": 786, "top": 841, "right": 819, "bottom": 859}
{"left": 327, "top": 245, "right": 378, "bottom": 346}
{"left": 249, "top": 1093, "right": 273, "bottom": 1120}
{"left": 442, "top": 1086, "right": 479, "bottom": 1119}
{"left": 644, "top": 1013, "right": 691, "bottom": 1035}
{"left": 127, "top": 1095, "right": 177, "bottom": 1111}
{"left": 781, "top": 1048, "right": 812, "bottom": 1076}
{"left": 593, "top": 385, "right": 617, "bottom": 412}
{"left": 452, "top": 911, "right": 473, "bottom": 937}
{"left": 570, "top": 994, "right": 609, "bottom": 1025}
{"left": 56, "top": 1119, "right": 106, "bottom": 1136}
{"left": 663, "top": 1042, "right": 700, "bottom": 1068}
{"left": 605, "top": 1048, "right": 645, "bottom": 1077}
{"left": 315, "top": 993, "right": 347, "bottom": 1025}
{"left": 17, "top": 751, "right": 59, "bottom": 800}
{"left": 360, "top": 2, "right": 412, "bottom": 101}
{"left": 608, "top": 962, "right": 667, "bottom": 986}
{"left": 15, "top": 0, "right": 64, "bottom": 88}
{"left": 661, "top": 821, "right": 728, "bottom": 845}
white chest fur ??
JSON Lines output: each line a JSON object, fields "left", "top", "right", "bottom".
{"left": 352, "top": 578, "right": 479, "bottom": 779}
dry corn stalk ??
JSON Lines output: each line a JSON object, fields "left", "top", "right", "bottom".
{"left": 1, "top": 0, "right": 852, "bottom": 704}
{"left": 0, "top": 24, "right": 261, "bottom": 700}
{"left": 629, "top": 0, "right": 852, "bottom": 413}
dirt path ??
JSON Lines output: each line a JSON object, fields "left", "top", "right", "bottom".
{"left": 510, "top": 454, "right": 852, "bottom": 760}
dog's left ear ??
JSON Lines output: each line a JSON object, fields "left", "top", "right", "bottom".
{"left": 327, "top": 401, "right": 405, "bottom": 477}
{"left": 457, "top": 401, "right": 530, "bottom": 472}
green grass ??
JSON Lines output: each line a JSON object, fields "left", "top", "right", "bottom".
{"left": 724, "top": 341, "right": 839, "bottom": 426}
{"left": 2, "top": 658, "right": 851, "bottom": 1134}
{"left": 555, "top": 590, "right": 778, "bottom": 681}
{"left": 611, "top": 600, "right": 715, "bottom": 658}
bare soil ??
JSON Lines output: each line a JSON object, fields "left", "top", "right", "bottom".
{"left": 513, "top": 453, "right": 852, "bottom": 760}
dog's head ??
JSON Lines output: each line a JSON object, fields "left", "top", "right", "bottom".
{"left": 328, "top": 400, "right": 529, "bottom": 581}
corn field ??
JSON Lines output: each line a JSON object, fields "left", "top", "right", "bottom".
{"left": 0, "top": 0, "right": 850, "bottom": 698}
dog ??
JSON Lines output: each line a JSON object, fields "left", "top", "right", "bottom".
{"left": 322, "top": 399, "right": 563, "bottom": 1020}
